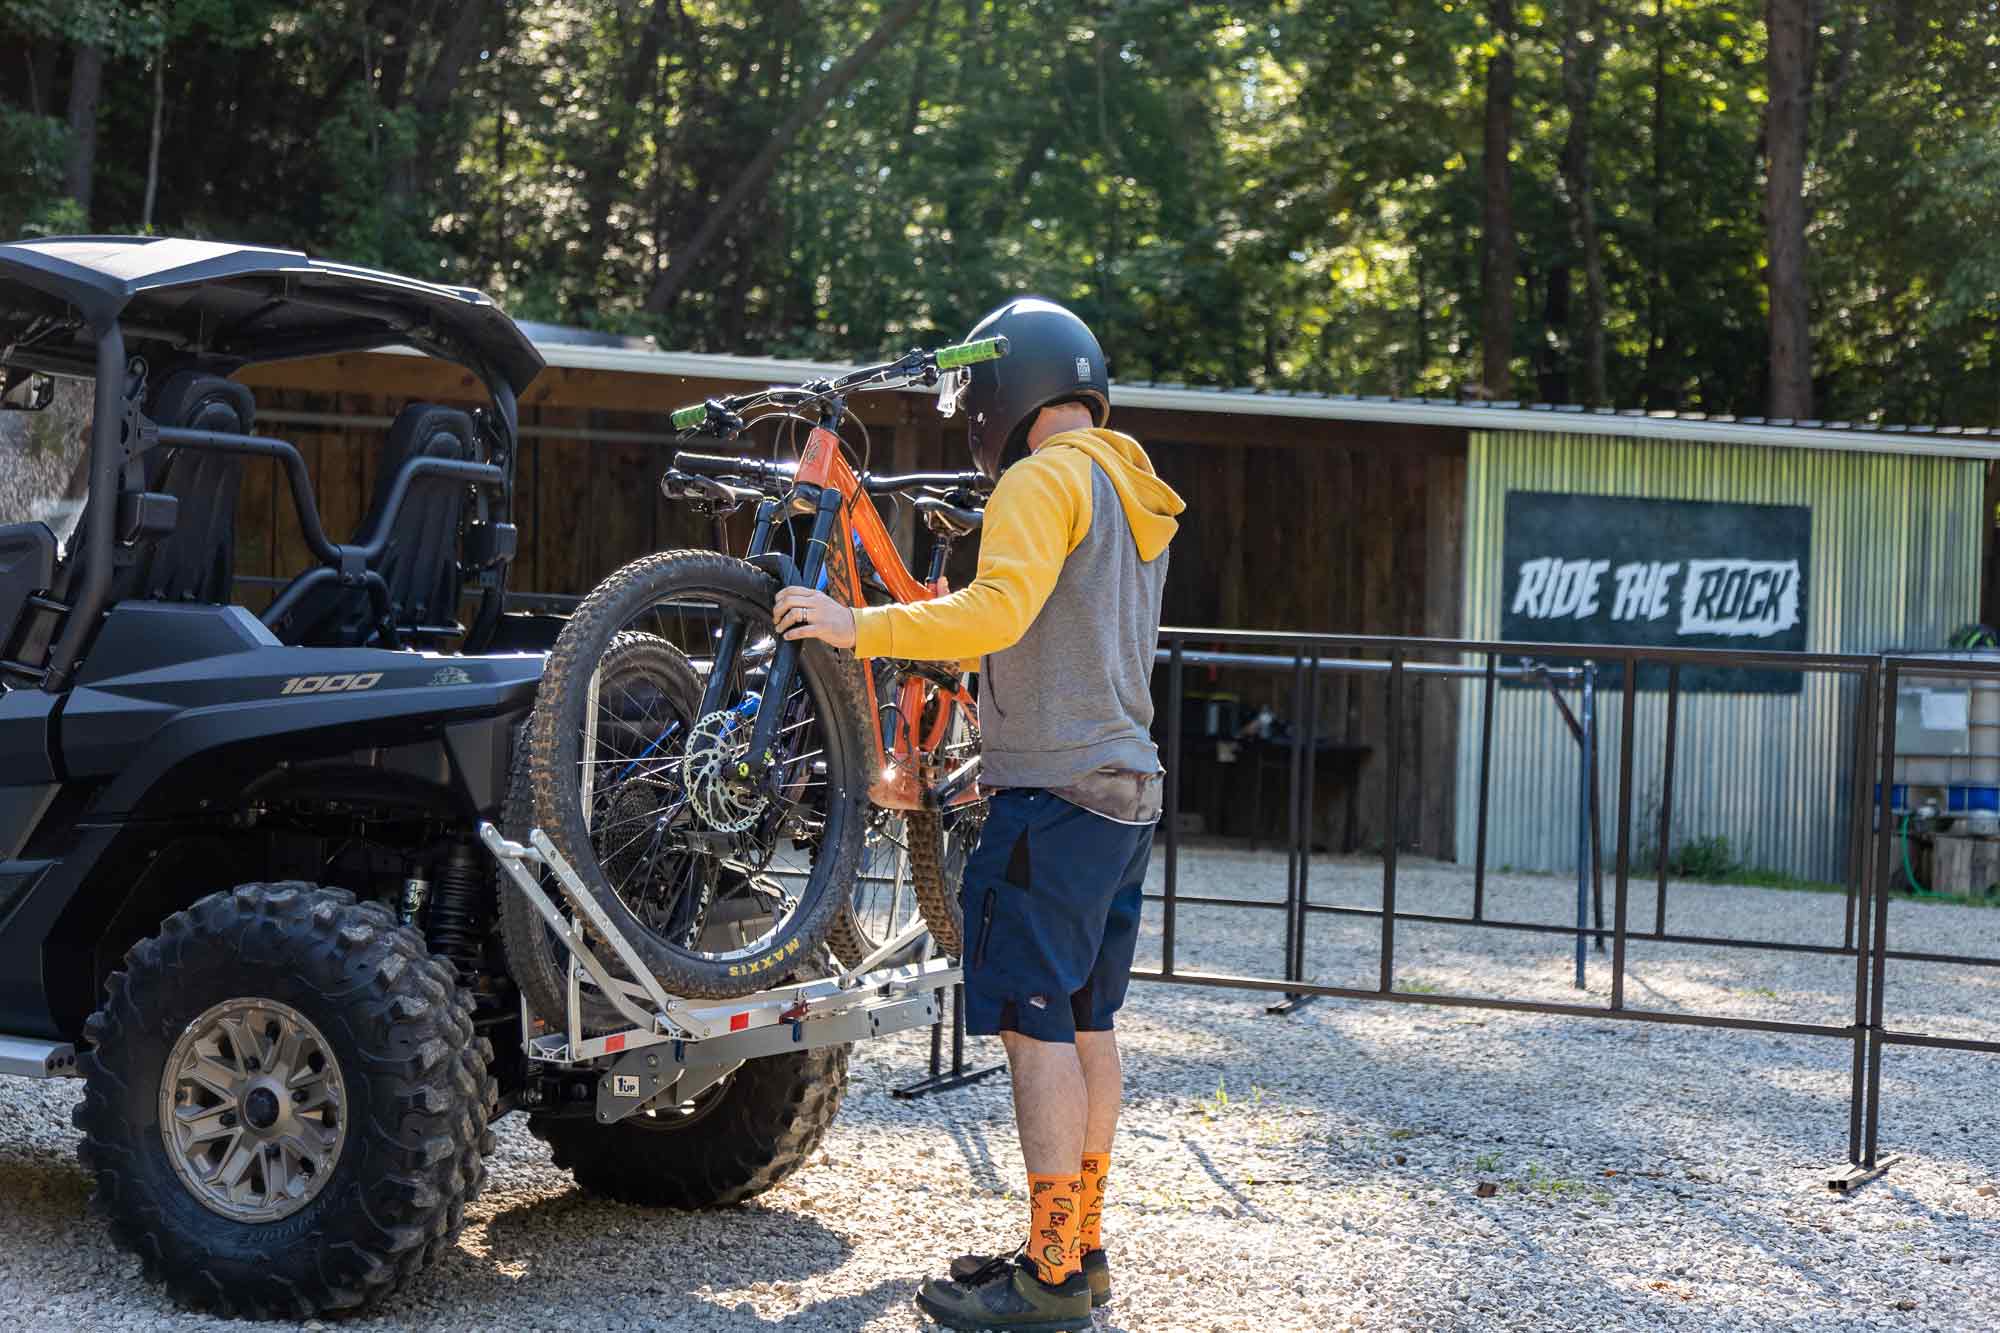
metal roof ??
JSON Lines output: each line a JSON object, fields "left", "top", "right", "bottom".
{"left": 513, "top": 342, "right": 2000, "bottom": 459}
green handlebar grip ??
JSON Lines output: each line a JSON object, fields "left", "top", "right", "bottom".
{"left": 935, "top": 335, "right": 1009, "bottom": 369}
{"left": 671, "top": 403, "right": 708, "bottom": 430}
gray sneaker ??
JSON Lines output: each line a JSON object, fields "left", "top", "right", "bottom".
{"left": 917, "top": 1253, "right": 1092, "bottom": 1331}
{"left": 950, "top": 1247, "right": 1110, "bottom": 1308}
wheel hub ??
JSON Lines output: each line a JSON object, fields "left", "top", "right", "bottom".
{"left": 242, "top": 1085, "right": 281, "bottom": 1130}
{"left": 158, "top": 997, "right": 347, "bottom": 1223}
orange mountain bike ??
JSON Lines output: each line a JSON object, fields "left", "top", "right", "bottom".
{"left": 504, "top": 339, "right": 1005, "bottom": 1013}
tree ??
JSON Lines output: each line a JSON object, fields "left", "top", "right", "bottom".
{"left": 1763, "top": 0, "right": 1812, "bottom": 418}
{"left": 63, "top": 40, "right": 102, "bottom": 224}
{"left": 1557, "top": 0, "right": 1607, "bottom": 405}
{"left": 1481, "top": 0, "right": 1520, "bottom": 399}
{"left": 641, "top": 0, "right": 929, "bottom": 315}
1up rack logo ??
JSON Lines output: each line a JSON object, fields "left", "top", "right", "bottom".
{"left": 279, "top": 672, "right": 384, "bottom": 695}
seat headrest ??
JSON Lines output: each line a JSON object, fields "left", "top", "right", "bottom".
{"left": 386, "top": 403, "right": 477, "bottom": 464}
{"left": 150, "top": 371, "right": 256, "bottom": 435}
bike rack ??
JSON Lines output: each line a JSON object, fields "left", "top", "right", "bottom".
{"left": 478, "top": 822, "right": 958, "bottom": 1124}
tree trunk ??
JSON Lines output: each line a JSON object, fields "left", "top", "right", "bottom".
{"left": 64, "top": 42, "right": 104, "bottom": 225}
{"left": 902, "top": 0, "right": 942, "bottom": 140}
{"left": 1764, "top": 0, "right": 1813, "bottom": 418}
{"left": 1559, "top": 0, "right": 1608, "bottom": 405}
{"left": 577, "top": 0, "right": 677, "bottom": 313}
{"left": 142, "top": 52, "right": 166, "bottom": 231}
{"left": 1538, "top": 258, "right": 1573, "bottom": 404}
{"left": 1480, "top": 0, "right": 1518, "bottom": 400}
{"left": 1641, "top": 0, "right": 1672, "bottom": 407}
{"left": 391, "top": 0, "right": 490, "bottom": 206}
{"left": 642, "top": 0, "right": 929, "bottom": 316}
{"left": 27, "top": 39, "right": 61, "bottom": 117}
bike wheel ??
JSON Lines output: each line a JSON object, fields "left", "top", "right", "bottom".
{"left": 827, "top": 812, "right": 924, "bottom": 968}
{"left": 501, "top": 633, "right": 702, "bottom": 1029}
{"left": 906, "top": 805, "right": 983, "bottom": 959}
{"left": 524, "top": 550, "right": 868, "bottom": 1000}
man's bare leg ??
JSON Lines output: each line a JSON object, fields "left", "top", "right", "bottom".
{"left": 1075, "top": 1029, "right": 1121, "bottom": 1153}
{"left": 999, "top": 1031, "right": 1086, "bottom": 1172}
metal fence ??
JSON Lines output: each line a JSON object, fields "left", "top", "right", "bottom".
{"left": 1135, "top": 627, "right": 2000, "bottom": 1187}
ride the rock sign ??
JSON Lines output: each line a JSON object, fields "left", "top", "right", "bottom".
{"left": 1499, "top": 491, "right": 1812, "bottom": 693}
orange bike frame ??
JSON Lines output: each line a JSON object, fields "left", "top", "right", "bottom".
{"left": 794, "top": 426, "right": 980, "bottom": 812}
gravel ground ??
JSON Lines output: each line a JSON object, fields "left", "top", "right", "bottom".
{"left": 1, "top": 846, "right": 1996, "bottom": 1331}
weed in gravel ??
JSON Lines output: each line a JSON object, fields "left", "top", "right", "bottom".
{"left": 1398, "top": 978, "right": 1441, "bottom": 994}
{"left": 1476, "top": 1150, "right": 1503, "bottom": 1172}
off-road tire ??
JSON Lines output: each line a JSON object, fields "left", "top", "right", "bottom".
{"left": 500, "top": 633, "right": 702, "bottom": 1031}
{"left": 527, "top": 549, "right": 870, "bottom": 998}
{"left": 73, "top": 883, "right": 496, "bottom": 1318}
{"left": 528, "top": 1044, "right": 846, "bottom": 1207}
{"left": 906, "top": 809, "right": 961, "bottom": 957}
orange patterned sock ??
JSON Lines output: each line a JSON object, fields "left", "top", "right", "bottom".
{"left": 1079, "top": 1151, "right": 1109, "bottom": 1253}
{"left": 1027, "top": 1172, "right": 1084, "bottom": 1285}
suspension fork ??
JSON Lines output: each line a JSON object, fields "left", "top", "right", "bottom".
{"left": 698, "top": 496, "right": 782, "bottom": 719}
{"left": 742, "top": 485, "right": 844, "bottom": 780}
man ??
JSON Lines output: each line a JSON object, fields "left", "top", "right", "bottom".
{"left": 775, "top": 297, "right": 1184, "bottom": 1332}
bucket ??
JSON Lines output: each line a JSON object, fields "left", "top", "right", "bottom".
{"left": 1971, "top": 679, "right": 2000, "bottom": 785}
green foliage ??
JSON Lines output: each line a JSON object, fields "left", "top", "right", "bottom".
{"left": 5, "top": 0, "right": 1993, "bottom": 423}
{"left": 1667, "top": 834, "right": 1739, "bottom": 881}
{"left": 0, "top": 107, "right": 78, "bottom": 237}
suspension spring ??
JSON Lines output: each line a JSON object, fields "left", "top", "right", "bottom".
{"left": 426, "top": 840, "right": 487, "bottom": 980}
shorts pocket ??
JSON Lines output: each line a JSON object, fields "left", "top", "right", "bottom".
{"left": 973, "top": 887, "right": 998, "bottom": 967}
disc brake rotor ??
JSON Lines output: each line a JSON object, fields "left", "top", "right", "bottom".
{"left": 681, "top": 708, "right": 771, "bottom": 833}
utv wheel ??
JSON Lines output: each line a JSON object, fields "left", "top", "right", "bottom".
{"left": 74, "top": 883, "right": 497, "bottom": 1318}
{"left": 529, "top": 1045, "right": 846, "bottom": 1208}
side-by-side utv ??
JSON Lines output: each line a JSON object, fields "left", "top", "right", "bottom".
{"left": 0, "top": 237, "right": 921, "bottom": 1318}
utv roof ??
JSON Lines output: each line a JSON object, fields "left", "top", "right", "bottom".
{"left": 0, "top": 236, "right": 543, "bottom": 397}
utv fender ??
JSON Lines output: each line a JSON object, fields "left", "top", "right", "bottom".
{"left": 57, "top": 603, "right": 540, "bottom": 815}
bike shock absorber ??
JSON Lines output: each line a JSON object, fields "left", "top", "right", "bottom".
{"left": 425, "top": 840, "right": 487, "bottom": 980}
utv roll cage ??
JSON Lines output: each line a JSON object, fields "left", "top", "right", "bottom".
{"left": 0, "top": 236, "right": 545, "bottom": 689}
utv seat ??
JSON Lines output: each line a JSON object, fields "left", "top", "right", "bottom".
{"left": 128, "top": 372, "right": 254, "bottom": 604}
{"left": 276, "top": 403, "right": 479, "bottom": 648}
{"left": 52, "top": 371, "right": 252, "bottom": 613}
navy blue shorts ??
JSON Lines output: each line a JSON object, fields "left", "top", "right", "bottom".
{"left": 959, "top": 789, "right": 1155, "bottom": 1044}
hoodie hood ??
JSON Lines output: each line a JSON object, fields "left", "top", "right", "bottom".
{"left": 1039, "top": 428, "right": 1183, "bottom": 561}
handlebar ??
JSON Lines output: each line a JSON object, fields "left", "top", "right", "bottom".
{"left": 860, "top": 469, "right": 991, "bottom": 496}
{"left": 671, "top": 450, "right": 988, "bottom": 501}
{"left": 669, "top": 335, "right": 1010, "bottom": 437}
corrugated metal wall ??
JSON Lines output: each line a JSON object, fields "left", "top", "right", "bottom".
{"left": 1456, "top": 431, "right": 1986, "bottom": 880}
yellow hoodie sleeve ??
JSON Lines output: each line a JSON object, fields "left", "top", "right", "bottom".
{"left": 851, "top": 451, "right": 1093, "bottom": 663}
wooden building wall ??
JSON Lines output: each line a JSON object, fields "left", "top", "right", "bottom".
{"left": 235, "top": 355, "right": 1467, "bottom": 858}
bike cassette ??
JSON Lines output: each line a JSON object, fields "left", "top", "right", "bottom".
{"left": 681, "top": 709, "right": 771, "bottom": 833}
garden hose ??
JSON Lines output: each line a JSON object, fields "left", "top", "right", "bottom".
{"left": 1897, "top": 812, "right": 1951, "bottom": 900}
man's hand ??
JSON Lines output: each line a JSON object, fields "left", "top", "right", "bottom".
{"left": 773, "top": 586, "right": 857, "bottom": 649}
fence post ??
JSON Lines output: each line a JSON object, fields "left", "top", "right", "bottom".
{"left": 1863, "top": 665, "right": 1899, "bottom": 1168}
{"left": 1655, "top": 664, "right": 1680, "bottom": 936}
{"left": 1162, "top": 640, "right": 1183, "bottom": 978}
{"left": 1379, "top": 651, "right": 1404, "bottom": 993}
{"left": 1291, "top": 650, "right": 1321, "bottom": 986}
{"left": 1474, "top": 652, "right": 1497, "bottom": 922}
{"left": 1846, "top": 663, "right": 1881, "bottom": 1165}
{"left": 1575, "top": 664, "right": 1595, "bottom": 990}
{"left": 1612, "top": 654, "right": 1637, "bottom": 1010}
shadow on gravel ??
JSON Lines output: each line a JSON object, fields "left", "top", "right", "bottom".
{"left": 449, "top": 1188, "right": 855, "bottom": 1307}
{"left": 0, "top": 1149, "right": 91, "bottom": 1206}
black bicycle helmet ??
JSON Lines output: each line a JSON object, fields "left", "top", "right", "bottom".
{"left": 939, "top": 296, "right": 1110, "bottom": 479}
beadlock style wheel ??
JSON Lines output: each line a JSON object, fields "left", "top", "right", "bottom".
{"left": 158, "top": 996, "right": 348, "bottom": 1224}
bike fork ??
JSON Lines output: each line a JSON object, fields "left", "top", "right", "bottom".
{"left": 697, "top": 497, "right": 782, "bottom": 719}
{"left": 741, "top": 487, "right": 842, "bottom": 774}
